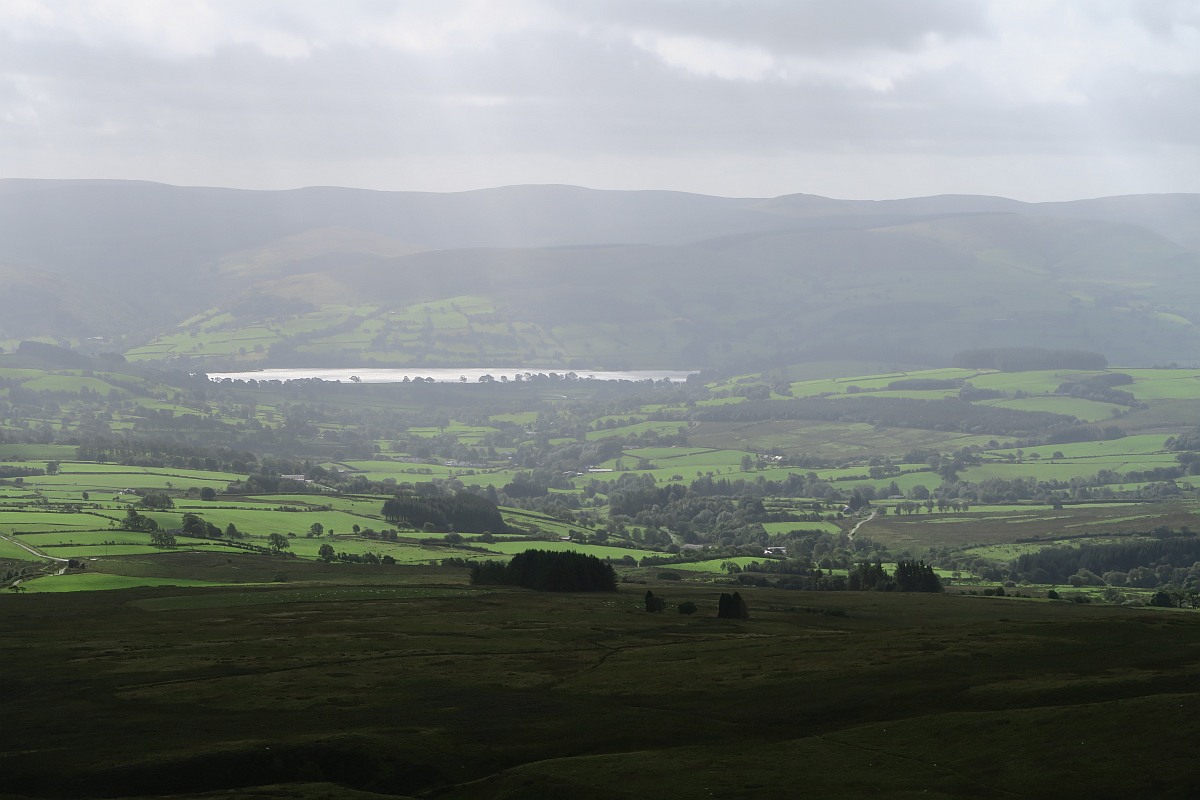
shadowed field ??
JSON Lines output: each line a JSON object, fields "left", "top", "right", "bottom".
{"left": 3, "top": 558, "right": 1200, "bottom": 799}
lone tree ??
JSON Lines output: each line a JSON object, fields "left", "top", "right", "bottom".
{"left": 717, "top": 591, "right": 749, "bottom": 619}
{"left": 122, "top": 508, "right": 158, "bottom": 533}
{"left": 181, "top": 513, "right": 206, "bottom": 536}
{"left": 317, "top": 543, "right": 336, "bottom": 562}
{"left": 644, "top": 590, "right": 667, "bottom": 612}
{"left": 149, "top": 530, "right": 176, "bottom": 548}
{"left": 266, "top": 533, "right": 290, "bottom": 553}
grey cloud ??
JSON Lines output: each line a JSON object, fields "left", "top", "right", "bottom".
{"left": 563, "top": 0, "right": 991, "bottom": 55}
{"left": 1, "top": 1, "right": 1197, "bottom": 200}
{"left": 1124, "top": 0, "right": 1200, "bottom": 38}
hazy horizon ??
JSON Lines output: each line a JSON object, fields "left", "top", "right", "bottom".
{"left": 3, "top": 1, "right": 1198, "bottom": 203}
{"left": 6, "top": 175, "right": 1198, "bottom": 206}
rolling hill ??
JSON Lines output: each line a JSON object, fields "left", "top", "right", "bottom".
{"left": 2, "top": 179, "right": 1199, "bottom": 369}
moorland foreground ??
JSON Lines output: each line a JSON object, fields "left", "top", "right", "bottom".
{"left": 5, "top": 557, "right": 1200, "bottom": 800}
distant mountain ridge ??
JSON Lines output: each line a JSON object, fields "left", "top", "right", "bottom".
{"left": 1, "top": 180, "right": 1198, "bottom": 369}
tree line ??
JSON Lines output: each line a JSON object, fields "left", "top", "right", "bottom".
{"left": 470, "top": 550, "right": 617, "bottom": 592}
{"left": 381, "top": 490, "right": 508, "bottom": 533}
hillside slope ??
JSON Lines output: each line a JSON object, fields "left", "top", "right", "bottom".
{"left": 1, "top": 180, "right": 1197, "bottom": 369}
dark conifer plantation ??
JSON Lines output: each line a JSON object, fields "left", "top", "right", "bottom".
{"left": 382, "top": 491, "right": 507, "bottom": 533}
{"left": 470, "top": 549, "right": 617, "bottom": 592}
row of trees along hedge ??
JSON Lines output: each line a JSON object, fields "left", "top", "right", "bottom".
{"left": 381, "top": 490, "right": 507, "bottom": 533}
{"left": 470, "top": 550, "right": 617, "bottom": 592}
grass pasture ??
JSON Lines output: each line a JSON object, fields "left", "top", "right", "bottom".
{"left": 960, "top": 455, "right": 1179, "bottom": 483}
{"left": 689, "top": 419, "right": 998, "bottom": 458}
{"left": 481, "top": 539, "right": 658, "bottom": 561}
{"left": 0, "top": 535, "right": 41, "bottom": 560}
{"left": 0, "top": 444, "right": 77, "bottom": 460}
{"left": 0, "top": 510, "right": 116, "bottom": 532}
{"left": 13, "top": 529, "right": 151, "bottom": 546}
{"left": 281, "top": 536, "right": 454, "bottom": 563}
{"left": 20, "top": 573, "right": 230, "bottom": 593}
{"left": 992, "top": 434, "right": 1170, "bottom": 460}
{"left": 760, "top": 520, "right": 843, "bottom": 535}
{"left": 979, "top": 394, "right": 1124, "bottom": 421}
{"left": 585, "top": 420, "right": 690, "bottom": 441}
{"left": 21, "top": 471, "right": 233, "bottom": 492}
{"left": 1122, "top": 368, "right": 1200, "bottom": 400}
{"left": 667, "top": 556, "right": 768, "bottom": 572}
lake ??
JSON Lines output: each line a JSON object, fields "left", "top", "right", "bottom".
{"left": 206, "top": 367, "right": 698, "bottom": 384}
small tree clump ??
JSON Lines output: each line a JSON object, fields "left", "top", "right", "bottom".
{"left": 644, "top": 590, "right": 667, "bottom": 612}
{"left": 717, "top": 591, "right": 749, "bottom": 619}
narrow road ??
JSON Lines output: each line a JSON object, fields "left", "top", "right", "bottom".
{"left": 2, "top": 532, "right": 72, "bottom": 589}
{"left": 0, "top": 532, "right": 69, "bottom": 562}
{"left": 848, "top": 510, "right": 876, "bottom": 538}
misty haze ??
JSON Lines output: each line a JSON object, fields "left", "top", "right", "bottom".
{"left": 4, "top": 3, "right": 1200, "bottom": 800}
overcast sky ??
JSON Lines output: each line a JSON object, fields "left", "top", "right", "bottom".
{"left": 3, "top": 0, "right": 1198, "bottom": 201}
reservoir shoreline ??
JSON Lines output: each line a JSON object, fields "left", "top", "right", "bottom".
{"left": 206, "top": 367, "right": 698, "bottom": 384}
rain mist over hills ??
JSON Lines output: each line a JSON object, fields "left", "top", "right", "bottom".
{"left": 3, "top": 180, "right": 1199, "bottom": 370}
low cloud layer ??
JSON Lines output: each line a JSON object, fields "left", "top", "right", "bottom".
{"left": 2, "top": 1, "right": 1197, "bottom": 200}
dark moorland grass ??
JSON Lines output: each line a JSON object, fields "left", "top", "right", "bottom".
{"left": 859, "top": 500, "right": 1200, "bottom": 551}
{"left": 3, "top": 559, "right": 1200, "bottom": 799}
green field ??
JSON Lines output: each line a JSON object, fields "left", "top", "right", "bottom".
{"left": 760, "top": 520, "right": 844, "bottom": 535}
{"left": 7, "top": 356, "right": 1200, "bottom": 602}
{"left": 993, "top": 434, "right": 1170, "bottom": 460}
{"left": 0, "top": 535, "right": 41, "bottom": 560}
{"left": 980, "top": 395, "right": 1123, "bottom": 421}
{"left": 14, "top": 529, "right": 151, "bottom": 546}
{"left": 21, "top": 573, "right": 230, "bottom": 592}
{"left": 1122, "top": 368, "right": 1200, "bottom": 399}
{"left": 482, "top": 539, "right": 657, "bottom": 561}
{"left": 667, "top": 556, "right": 767, "bottom": 572}
{"left": 961, "top": 456, "right": 1179, "bottom": 483}
{"left": 585, "top": 420, "right": 690, "bottom": 441}
{"left": 0, "top": 511, "right": 117, "bottom": 531}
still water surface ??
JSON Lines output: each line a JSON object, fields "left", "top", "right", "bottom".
{"left": 206, "top": 367, "right": 697, "bottom": 383}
